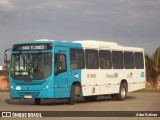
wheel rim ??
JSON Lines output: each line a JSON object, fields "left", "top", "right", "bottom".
{"left": 121, "top": 87, "right": 126, "bottom": 98}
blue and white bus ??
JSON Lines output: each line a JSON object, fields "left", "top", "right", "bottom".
{"left": 4, "top": 40, "right": 145, "bottom": 105}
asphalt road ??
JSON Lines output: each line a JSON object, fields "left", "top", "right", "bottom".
{"left": 0, "top": 92, "right": 160, "bottom": 120}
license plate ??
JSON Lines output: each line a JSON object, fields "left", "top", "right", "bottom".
{"left": 24, "top": 95, "right": 32, "bottom": 99}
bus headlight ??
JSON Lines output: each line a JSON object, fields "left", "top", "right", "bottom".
{"left": 16, "top": 86, "right": 21, "bottom": 90}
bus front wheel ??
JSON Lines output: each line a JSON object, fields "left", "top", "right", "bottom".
{"left": 69, "top": 85, "right": 76, "bottom": 105}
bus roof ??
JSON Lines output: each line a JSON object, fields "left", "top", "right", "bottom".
{"left": 72, "top": 40, "right": 118, "bottom": 46}
{"left": 13, "top": 39, "right": 144, "bottom": 52}
{"left": 72, "top": 40, "right": 144, "bottom": 52}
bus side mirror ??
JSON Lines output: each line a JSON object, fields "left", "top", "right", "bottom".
{"left": 4, "top": 48, "right": 11, "bottom": 64}
{"left": 4, "top": 54, "right": 8, "bottom": 63}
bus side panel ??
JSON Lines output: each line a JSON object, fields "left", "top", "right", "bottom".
{"left": 128, "top": 83, "right": 145, "bottom": 92}
{"left": 99, "top": 69, "right": 116, "bottom": 95}
{"left": 128, "top": 52, "right": 145, "bottom": 92}
{"left": 122, "top": 69, "right": 136, "bottom": 93}
{"left": 54, "top": 45, "right": 83, "bottom": 99}
{"left": 54, "top": 46, "right": 71, "bottom": 98}
{"left": 81, "top": 69, "right": 99, "bottom": 96}
{"left": 54, "top": 87, "right": 70, "bottom": 98}
{"left": 128, "top": 70, "right": 145, "bottom": 92}
{"left": 54, "top": 69, "right": 82, "bottom": 98}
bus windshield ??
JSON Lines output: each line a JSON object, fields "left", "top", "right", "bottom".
{"left": 11, "top": 52, "right": 52, "bottom": 80}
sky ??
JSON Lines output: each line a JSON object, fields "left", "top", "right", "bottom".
{"left": 0, "top": 0, "right": 160, "bottom": 65}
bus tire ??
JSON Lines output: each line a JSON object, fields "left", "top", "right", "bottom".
{"left": 116, "top": 83, "right": 127, "bottom": 101}
{"left": 35, "top": 98, "right": 41, "bottom": 105}
{"left": 84, "top": 96, "right": 97, "bottom": 101}
{"left": 69, "top": 85, "right": 76, "bottom": 105}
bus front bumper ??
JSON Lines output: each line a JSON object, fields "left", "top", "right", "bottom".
{"left": 10, "top": 88, "right": 54, "bottom": 99}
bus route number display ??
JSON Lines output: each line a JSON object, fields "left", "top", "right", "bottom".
{"left": 13, "top": 43, "right": 52, "bottom": 51}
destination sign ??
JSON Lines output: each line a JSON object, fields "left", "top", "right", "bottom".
{"left": 12, "top": 43, "right": 52, "bottom": 51}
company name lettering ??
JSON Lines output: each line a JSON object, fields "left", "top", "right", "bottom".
{"left": 106, "top": 73, "right": 118, "bottom": 78}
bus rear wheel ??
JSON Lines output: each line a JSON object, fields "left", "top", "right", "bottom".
{"left": 35, "top": 98, "right": 41, "bottom": 105}
{"left": 116, "top": 83, "right": 127, "bottom": 101}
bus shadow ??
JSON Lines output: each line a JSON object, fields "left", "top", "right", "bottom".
{"left": 5, "top": 98, "right": 35, "bottom": 105}
{"left": 5, "top": 95, "right": 136, "bottom": 106}
{"left": 126, "top": 95, "right": 137, "bottom": 100}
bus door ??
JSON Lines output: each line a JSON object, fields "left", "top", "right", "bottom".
{"left": 54, "top": 47, "right": 71, "bottom": 98}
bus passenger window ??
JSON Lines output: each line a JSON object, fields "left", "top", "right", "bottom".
{"left": 112, "top": 51, "right": 123, "bottom": 69}
{"left": 85, "top": 49, "right": 99, "bottom": 69}
{"left": 124, "top": 52, "right": 134, "bottom": 69}
{"left": 99, "top": 50, "right": 112, "bottom": 69}
{"left": 135, "top": 52, "right": 144, "bottom": 69}
{"left": 54, "top": 54, "right": 67, "bottom": 75}
{"left": 70, "top": 48, "right": 85, "bottom": 69}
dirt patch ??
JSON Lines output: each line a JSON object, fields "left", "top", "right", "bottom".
{"left": 0, "top": 76, "right": 9, "bottom": 90}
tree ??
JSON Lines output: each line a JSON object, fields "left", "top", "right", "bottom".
{"left": 1, "top": 65, "right": 9, "bottom": 83}
{"left": 145, "top": 47, "right": 160, "bottom": 89}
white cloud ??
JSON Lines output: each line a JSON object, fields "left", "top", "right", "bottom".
{"left": 0, "top": 0, "right": 14, "bottom": 10}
